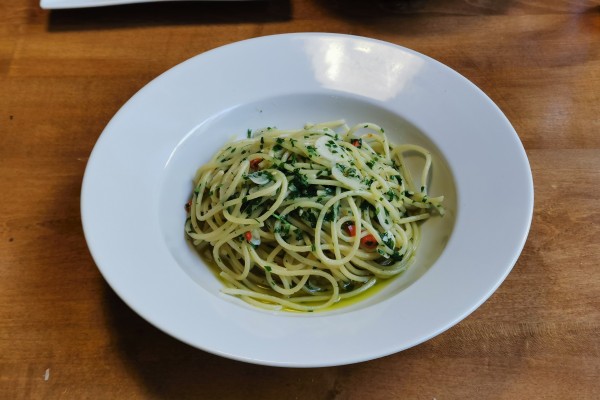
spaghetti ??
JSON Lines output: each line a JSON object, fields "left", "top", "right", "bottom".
{"left": 185, "top": 120, "right": 444, "bottom": 311}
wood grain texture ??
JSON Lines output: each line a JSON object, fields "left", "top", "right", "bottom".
{"left": 1, "top": 0, "right": 599, "bottom": 398}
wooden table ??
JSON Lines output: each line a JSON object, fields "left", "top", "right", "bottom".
{"left": 1, "top": 1, "right": 599, "bottom": 398}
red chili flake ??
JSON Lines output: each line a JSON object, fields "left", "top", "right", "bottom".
{"left": 351, "top": 139, "right": 361, "bottom": 148}
{"left": 244, "top": 231, "right": 253, "bottom": 242}
{"left": 344, "top": 223, "right": 357, "bottom": 237}
{"left": 185, "top": 200, "right": 192, "bottom": 212}
{"left": 360, "top": 234, "right": 378, "bottom": 250}
{"left": 249, "top": 158, "right": 263, "bottom": 170}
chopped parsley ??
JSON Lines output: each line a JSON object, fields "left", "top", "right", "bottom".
{"left": 289, "top": 169, "right": 316, "bottom": 198}
{"left": 386, "top": 189, "right": 398, "bottom": 201}
{"left": 286, "top": 153, "right": 297, "bottom": 165}
{"left": 272, "top": 213, "right": 288, "bottom": 223}
{"left": 325, "top": 139, "right": 340, "bottom": 154}
{"left": 381, "top": 231, "right": 395, "bottom": 249}
{"left": 360, "top": 201, "right": 374, "bottom": 213}
{"left": 345, "top": 167, "right": 359, "bottom": 178}
{"left": 323, "top": 202, "right": 340, "bottom": 222}
{"left": 336, "top": 163, "right": 359, "bottom": 179}
{"left": 299, "top": 209, "right": 318, "bottom": 228}
{"left": 273, "top": 137, "right": 285, "bottom": 151}
{"left": 241, "top": 197, "right": 262, "bottom": 215}
{"left": 363, "top": 177, "right": 374, "bottom": 187}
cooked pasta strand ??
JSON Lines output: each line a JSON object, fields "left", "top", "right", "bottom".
{"left": 185, "top": 120, "right": 444, "bottom": 311}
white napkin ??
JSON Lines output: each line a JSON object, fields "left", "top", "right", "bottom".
{"left": 41, "top": 0, "right": 251, "bottom": 10}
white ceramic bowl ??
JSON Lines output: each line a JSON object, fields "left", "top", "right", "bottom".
{"left": 81, "top": 33, "right": 533, "bottom": 367}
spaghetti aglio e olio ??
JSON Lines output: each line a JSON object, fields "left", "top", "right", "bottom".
{"left": 184, "top": 120, "right": 444, "bottom": 312}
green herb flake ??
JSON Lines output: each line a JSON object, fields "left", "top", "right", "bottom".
{"left": 381, "top": 231, "right": 395, "bottom": 249}
{"left": 343, "top": 167, "right": 358, "bottom": 178}
{"left": 300, "top": 208, "right": 318, "bottom": 227}
{"left": 325, "top": 140, "right": 339, "bottom": 153}
{"left": 272, "top": 213, "right": 288, "bottom": 223}
{"left": 323, "top": 202, "right": 340, "bottom": 222}
{"left": 360, "top": 201, "right": 372, "bottom": 212}
{"left": 386, "top": 189, "right": 398, "bottom": 202}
